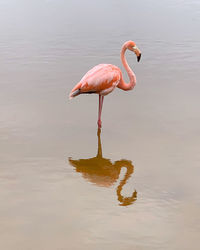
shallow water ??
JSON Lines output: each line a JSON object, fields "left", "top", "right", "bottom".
{"left": 0, "top": 0, "right": 200, "bottom": 249}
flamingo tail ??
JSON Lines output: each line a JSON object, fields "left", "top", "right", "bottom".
{"left": 69, "top": 89, "right": 81, "bottom": 99}
{"left": 69, "top": 82, "right": 82, "bottom": 99}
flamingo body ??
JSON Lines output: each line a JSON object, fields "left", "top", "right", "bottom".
{"left": 70, "top": 64, "right": 121, "bottom": 98}
{"left": 69, "top": 40, "right": 141, "bottom": 128}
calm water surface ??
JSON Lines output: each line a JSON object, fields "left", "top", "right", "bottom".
{"left": 0, "top": 0, "right": 200, "bottom": 249}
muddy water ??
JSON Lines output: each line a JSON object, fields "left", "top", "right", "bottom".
{"left": 0, "top": 0, "right": 200, "bottom": 249}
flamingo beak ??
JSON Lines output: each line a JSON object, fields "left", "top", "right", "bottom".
{"left": 137, "top": 53, "right": 141, "bottom": 62}
{"left": 132, "top": 46, "right": 141, "bottom": 62}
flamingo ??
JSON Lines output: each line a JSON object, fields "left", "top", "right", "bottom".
{"left": 69, "top": 40, "right": 141, "bottom": 128}
{"left": 68, "top": 128, "right": 137, "bottom": 206}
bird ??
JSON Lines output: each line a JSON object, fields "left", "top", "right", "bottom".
{"left": 69, "top": 40, "right": 141, "bottom": 129}
{"left": 68, "top": 128, "right": 137, "bottom": 206}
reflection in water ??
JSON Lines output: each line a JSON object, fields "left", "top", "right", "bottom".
{"left": 69, "top": 129, "right": 137, "bottom": 206}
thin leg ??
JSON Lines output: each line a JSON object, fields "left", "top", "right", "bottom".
{"left": 98, "top": 95, "right": 104, "bottom": 128}
{"left": 98, "top": 95, "right": 102, "bottom": 128}
{"left": 97, "top": 127, "right": 102, "bottom": 158}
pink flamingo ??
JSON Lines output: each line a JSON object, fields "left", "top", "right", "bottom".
{"left": 69, "top": 40, "right": 141, "bottom": 128}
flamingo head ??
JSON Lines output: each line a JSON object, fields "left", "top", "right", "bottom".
{"left": 125, "top": 40, "right": 142, "bottom": 62}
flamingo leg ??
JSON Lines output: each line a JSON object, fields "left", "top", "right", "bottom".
{"left": 98, "top": 95, "right": 104, "bottom": 128}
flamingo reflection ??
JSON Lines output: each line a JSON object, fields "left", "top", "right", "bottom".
{"left": 68, "top": 129, "right": 137, "bottom": 206}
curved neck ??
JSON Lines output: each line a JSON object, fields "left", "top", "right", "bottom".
{"left": 118, "top": 45, "right": 136, "bottom": 91}
{"left": 116, "top": 162, "right": 137, "bottom": 206}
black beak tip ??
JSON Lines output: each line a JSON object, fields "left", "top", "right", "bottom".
{"left": 137, "top": 53, "right": 141, "bottom": 62}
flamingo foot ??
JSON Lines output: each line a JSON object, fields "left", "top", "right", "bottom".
{"left": 97, "top": 120, "right": 102, "bottom": 129}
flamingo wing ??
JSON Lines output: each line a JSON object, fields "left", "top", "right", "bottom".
{"left": 69, "top": 64, "right": 121, "bottom": 98}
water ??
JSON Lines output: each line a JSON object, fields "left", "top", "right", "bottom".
{"left": 0, "top": 0, "right": 200, "bottom": 249}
